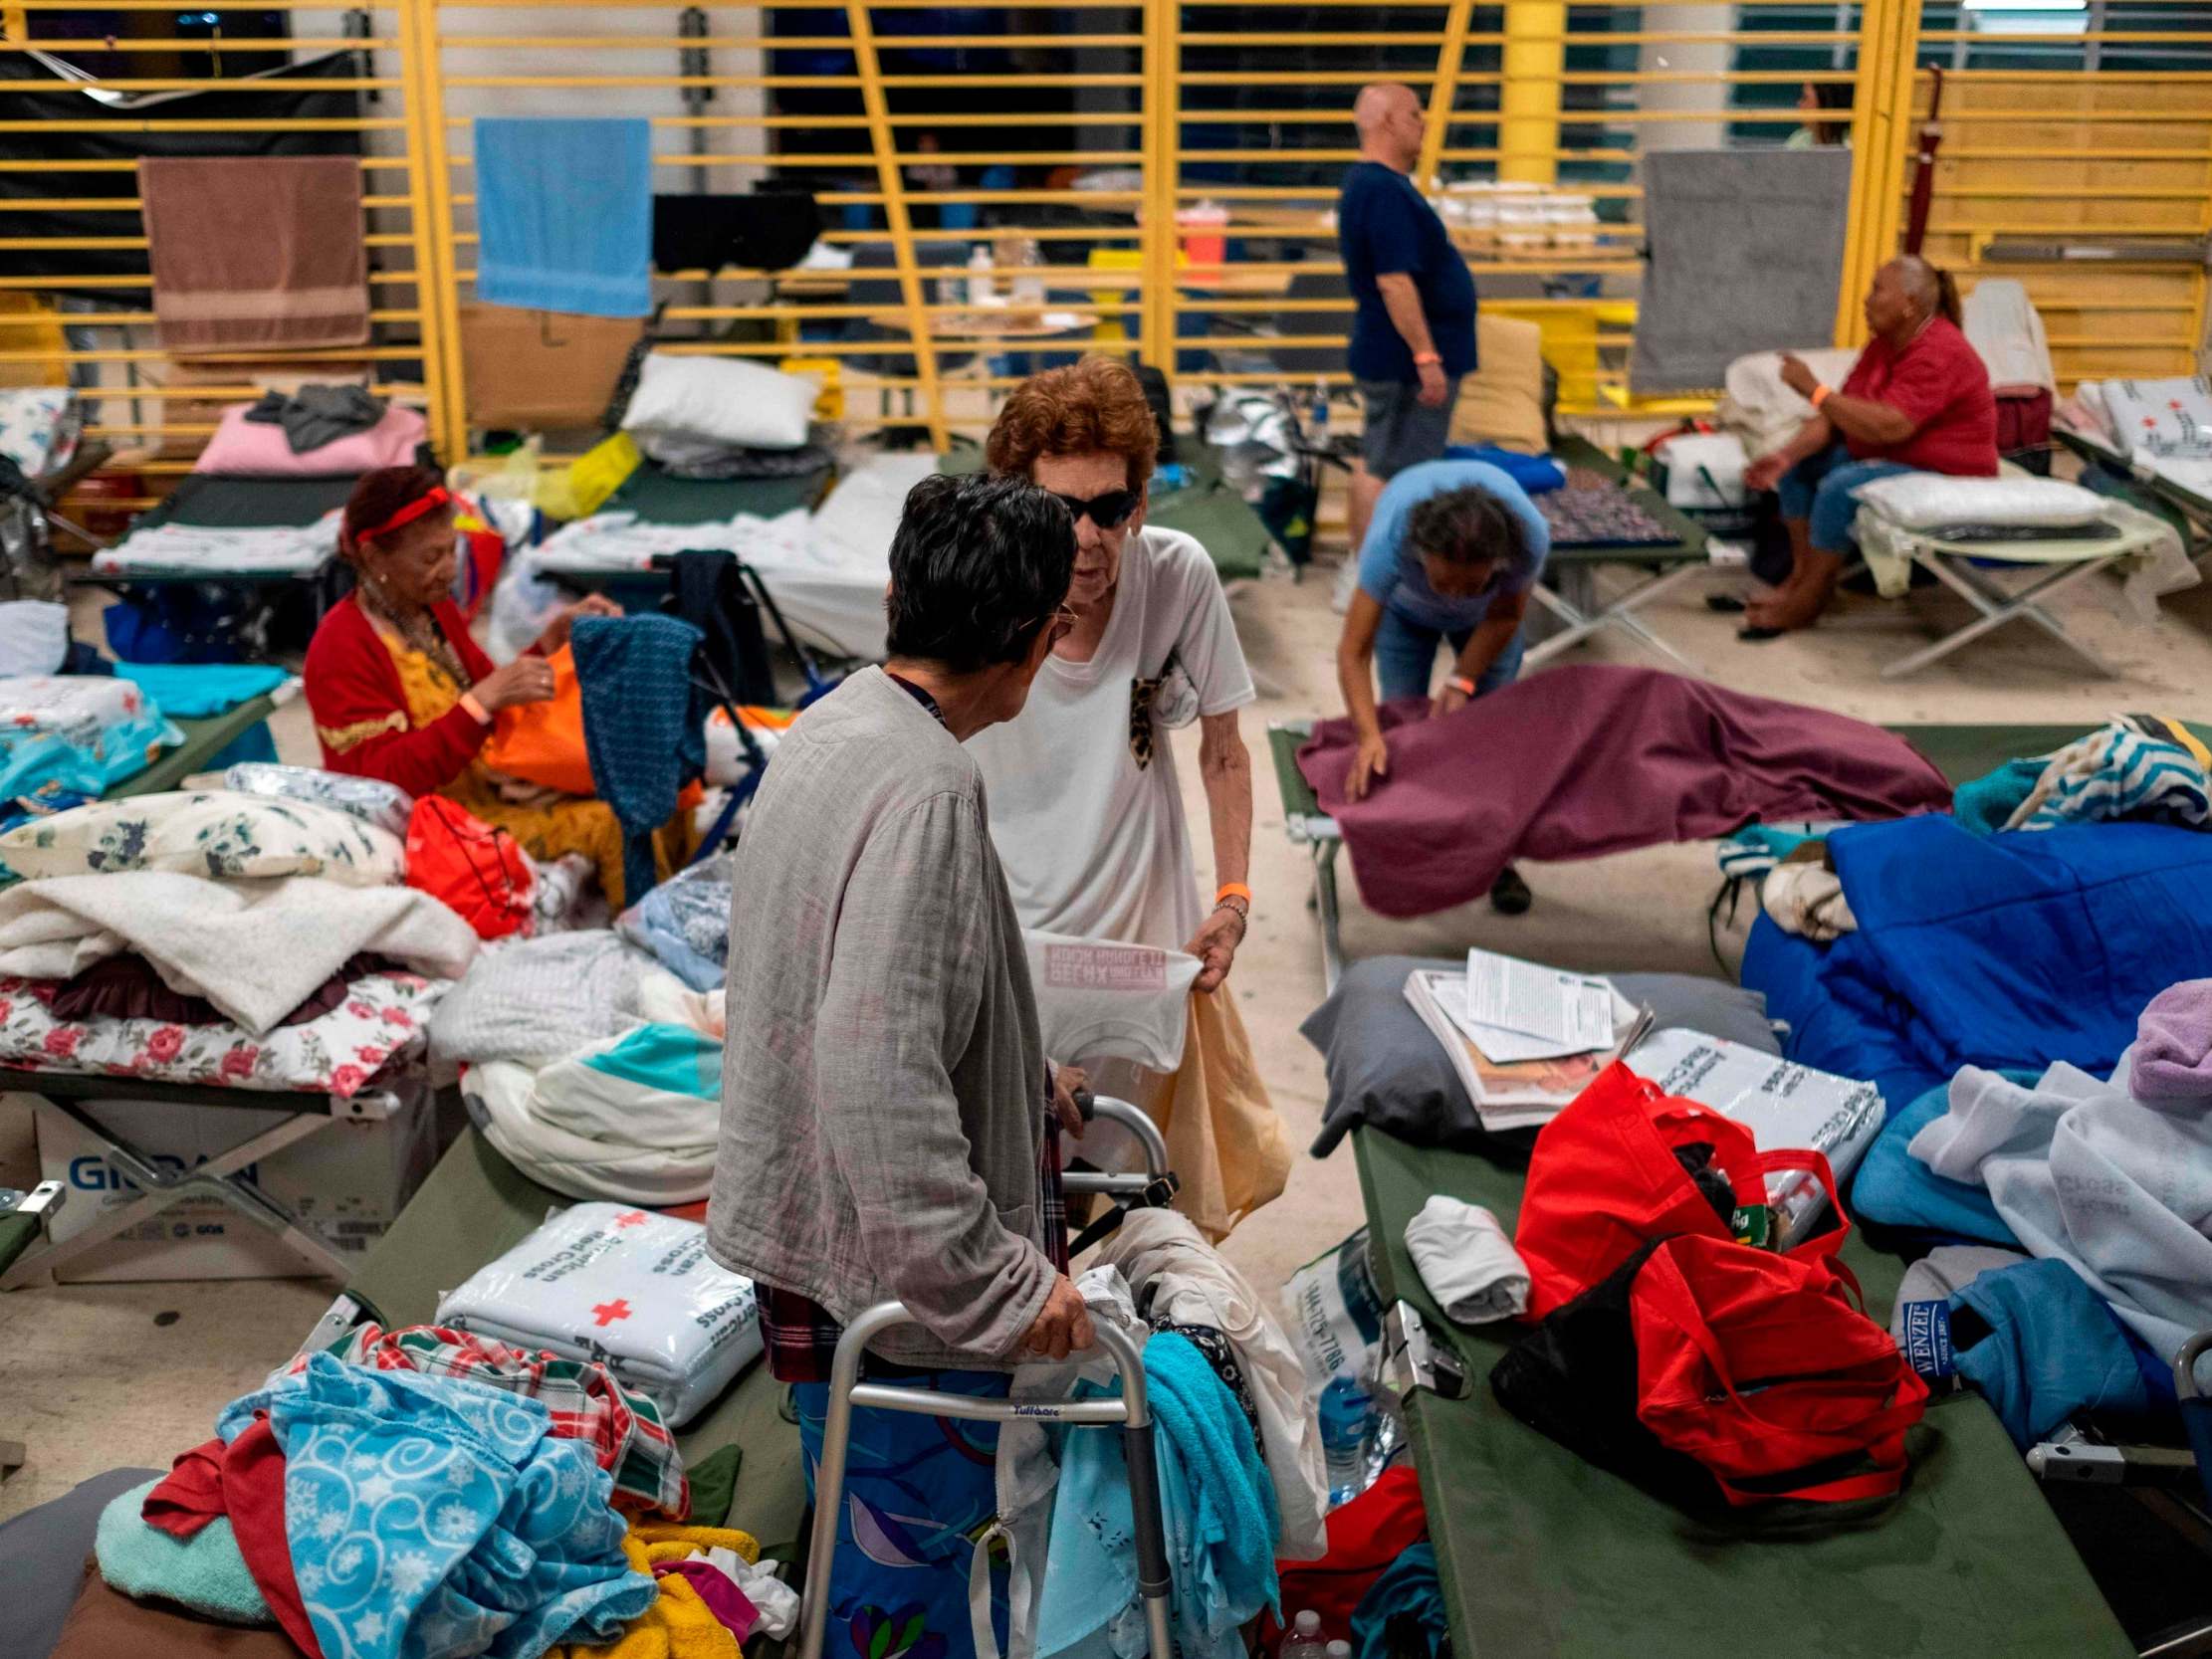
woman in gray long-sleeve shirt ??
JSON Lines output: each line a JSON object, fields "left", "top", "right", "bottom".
{"left": 708, "top": 472, "right": 1091, "bottom": 1659}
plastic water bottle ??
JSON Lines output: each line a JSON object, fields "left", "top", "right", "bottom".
{"left": 1318, "top": 1376, "right": 1376, "bottom": 1508}
{"left": 1326, "top": 1641, "right": 1354, "bottom": 1659}
{"left": 1278, "top": 1609, "right": 1325, "bottom": 1659}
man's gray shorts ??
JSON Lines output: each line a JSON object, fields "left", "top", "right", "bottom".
{"left": 1358, "top": 376, "right": 1462, "bottom": 479}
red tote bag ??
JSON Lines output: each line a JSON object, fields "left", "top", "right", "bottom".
{"left": 1515, "top": 1061, "right": 1854, "bottom": 1319}
{"left": 1631, "top": 1230, "right": 1928, "bottom": 1506}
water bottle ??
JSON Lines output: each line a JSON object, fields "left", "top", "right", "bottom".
{"left": 1278, "top": 1609, "right": 1325, "bottom": 1659}
{"left": 1317, "top": 1375, "right": 1376, "bottom": 1508}
{"left": 1310, "top": 376, "right": 1330, "bottom": 439}
{"left": 1326, "top": 1642, "right": 1353, "bottom": 1659}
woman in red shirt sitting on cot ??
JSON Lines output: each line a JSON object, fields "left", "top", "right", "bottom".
{"left": 1741, "top": 255, "right": 1998, "bottom": 637}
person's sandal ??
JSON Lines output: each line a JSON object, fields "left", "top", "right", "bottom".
{"left": 1705, "top": 593, "right": 1749, "bottom": 615}
{"left": 1488, "top": 865, "right": 1533, "bottom": 916}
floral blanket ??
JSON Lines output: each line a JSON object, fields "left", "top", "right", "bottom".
{"left": 0, "top": 968, "right": 448, "bottom": 1096}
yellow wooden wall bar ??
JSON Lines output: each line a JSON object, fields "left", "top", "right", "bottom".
{"left": 1418, "top": 0, "right": 1477, "bottom": 188}
{"left": 401, "top": 0, "right": 462, "bottom": 458}
{"left": 844, "top": 0, "right": 948, "bottom": 451}
{"left": 1140, "top": 0, "right": 1174, "bottom": 373}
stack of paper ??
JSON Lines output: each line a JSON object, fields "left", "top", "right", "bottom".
{"left": 1403, "top": 964, "right": 1637, "bottom": 1135}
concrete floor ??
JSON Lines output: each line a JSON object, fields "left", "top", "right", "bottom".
{"left": 4, "top": 531, "right": 2210, "bottom": 1521}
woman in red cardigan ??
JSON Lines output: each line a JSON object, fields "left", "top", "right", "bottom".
{"left": 303, "top": 465, "right": 641, "bottom": 901}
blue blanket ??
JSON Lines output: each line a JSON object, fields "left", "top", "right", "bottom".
{"left": 1746, "top": 814, "right": 2212, "bottom": 1115}
{"left": 217, "top": 1354, "right": 652, "bottom": 1659}
{"left": 115, "top": 662, "right": 288, "bottom": 719}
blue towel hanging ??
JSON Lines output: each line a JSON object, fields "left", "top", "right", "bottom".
{"left": 474, "top": 117, "right": 653, "bottom": 318}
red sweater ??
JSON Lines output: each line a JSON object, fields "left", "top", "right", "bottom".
{"left": 304, "top": 595, "right": 498, "bottom": 797}
{"left": 1839, "top": 316, "right": 1999, "bottom": 477}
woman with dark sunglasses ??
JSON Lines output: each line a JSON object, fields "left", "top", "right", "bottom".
{"left": 968, "top": 356, "right": 1290, "bottom": 1241}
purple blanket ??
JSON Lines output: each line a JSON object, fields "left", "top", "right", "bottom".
{"left": 1296, "top": 664, "right": 1953, "bottom": 918}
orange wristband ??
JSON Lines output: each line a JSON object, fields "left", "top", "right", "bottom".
{"left": 460, "top": 692, "right": 492, "bottom": 726}
{"left": 1216, "top": 882, "right": 1252, "bottom": 906}
{"left": 1448, "top": 675, "right": 1478, "bottom": 697}
{"left": 1809, "top": 383, "right": 1833, "bottom": 410}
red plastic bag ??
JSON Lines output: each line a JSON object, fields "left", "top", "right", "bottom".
{"left": 1514, "top": 1061, "right": 1847, "bottom": 1319}
{"left": 1631, "top": 1231, "right": 1927, "bottom": 1506}
{"left": 405, "top": 795, "right": 535, "bottom": 940}
{"left": 1265, "top": 1465, "right": 1426, "bottom": 1643}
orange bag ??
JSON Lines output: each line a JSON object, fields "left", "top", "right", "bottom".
{"left": 478, "top": 646, "right": 593, "bottom": 797}
{"left": 405, "top": 796, "right": 536, "bottom": 940}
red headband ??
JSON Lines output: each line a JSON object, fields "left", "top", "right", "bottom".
{"left": 354, "top": 485, "right": 453, "bottom": 547}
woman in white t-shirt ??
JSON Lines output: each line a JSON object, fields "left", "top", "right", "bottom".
{"left": 968, "top": 357, "right": 1288, "bottom": 1238}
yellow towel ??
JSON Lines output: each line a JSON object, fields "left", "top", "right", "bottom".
{"left": 551, "top": 1522, "right": 761, "bottom": 1659}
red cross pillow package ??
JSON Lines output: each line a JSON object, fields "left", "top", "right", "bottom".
{"left": 434, "top": 1200, "right": 762, "bottom": 1426}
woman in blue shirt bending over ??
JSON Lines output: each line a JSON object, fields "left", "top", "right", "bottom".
{"left": 1331, "top": 457, "right": 1550, "bottom": 913}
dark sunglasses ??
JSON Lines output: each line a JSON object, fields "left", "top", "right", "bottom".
{"left": 1049, "top": 488, "right": 1139, "bottom": 530}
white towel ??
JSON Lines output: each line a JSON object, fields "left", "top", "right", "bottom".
{"left": 1404, "top": 1194, "right": 1530, "bottom": 1324}
{"left": 0, "top": 872, "right": 476, "bottom": 1034}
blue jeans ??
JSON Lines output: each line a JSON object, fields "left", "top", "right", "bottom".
{"left": 1375, "top": 607, "right": 1527, "bottom": 703}
{"left": 1776, "top": 442, "right": 1917, "bottom": 554}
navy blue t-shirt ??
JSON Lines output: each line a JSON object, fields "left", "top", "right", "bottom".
{"left": 1337, "top": 161, "right": 1478, "bottom": 384}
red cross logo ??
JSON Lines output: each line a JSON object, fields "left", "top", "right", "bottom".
{"left": 590, "top": 1299, "right": 633, "bottom": 1327}
{"left": 612, "top": 1211, "right": 647, "bottom": 1228}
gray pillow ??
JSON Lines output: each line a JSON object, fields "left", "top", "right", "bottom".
{"left": 0, "top": 1466, "right": 162, "bottom": 1659}
{"left": 1301, "top": 955, "right": 1778, "bottom": 1156}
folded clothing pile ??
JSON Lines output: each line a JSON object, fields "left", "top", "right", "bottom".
{"left": 437, "top": 1201, "right": 763, "bottom": 1427}
{"left": 617, "top": 853, "right": 732, "bottom": 990}
{"left": 0, "top": 673, "right": 182, "bottom": 797}
{"left": 431, "top": 929, "right": 708, "bottom": 1069}
{"left": 465, "top": 1022, "right": 723, "bottom": 1205}
{"left": 0, "top": 788, "right": 479, "bottom": 1090}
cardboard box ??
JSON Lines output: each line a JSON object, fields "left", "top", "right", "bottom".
{"left": 33, "top": 1087, "right": 436, "bottom": 1283}
{"left": 459, "top": 303, "right": 643, "bottom": 432}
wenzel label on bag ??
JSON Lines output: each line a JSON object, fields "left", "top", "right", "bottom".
{"left": 1899, "top": 1300, "right": 1958, "bottom": 1382}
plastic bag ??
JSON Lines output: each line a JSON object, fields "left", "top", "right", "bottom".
{"left": 435, "top": 1201, "right": 761, "bottom": 1427}
{"left": 224, "top": 761, "right": 414, "bottom": 839}
{"left": 615, "top": 852, "right": 732, "bottom": 991}
{"left": 486, "top": 548, "right": 569, "bottom": 663}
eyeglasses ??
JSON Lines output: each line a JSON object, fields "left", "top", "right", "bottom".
{"left": 1038, "top": 604, "right": 1078, "bottom": 645}
{"left": 1049, "top": 488, "right": 1140, "bottom": 530}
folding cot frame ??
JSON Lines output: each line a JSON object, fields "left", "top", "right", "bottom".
{"left": 0, "top": 1070, "right": 418, "bottom": 1292}
{"left": 1853, "top": 501, "right": 2181, "bottom": 680}
{"left": 1524, "top": 437, "right": 1718, "bottom": 675}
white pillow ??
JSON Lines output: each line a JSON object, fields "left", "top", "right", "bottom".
{"left": 1850, "top": 474, "right": 2109, "bottom": 532}
{"left": 0, "top": 789, "right": 405, "bottom": 887}
{"left": 620, "top": 352, "right": 814, "bottom": 452}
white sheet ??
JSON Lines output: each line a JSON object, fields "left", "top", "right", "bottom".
{"left": 92, "top": 515, "right": 340, "bottom": 577}
{"left": 532, "top": 453, "right": 941, "bottom": 660}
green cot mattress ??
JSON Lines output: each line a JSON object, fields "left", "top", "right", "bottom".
{"left": 1353, "top": 1126, "right": 2134, "bottom": 1659}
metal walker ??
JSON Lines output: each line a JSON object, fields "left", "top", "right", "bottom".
{"left": 796, "top": 1096, "right": 1180, "bottom": 1659}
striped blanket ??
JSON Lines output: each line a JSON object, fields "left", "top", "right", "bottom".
{"left": 2010, "top": 716, "right": 2212, "bottom": 833}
